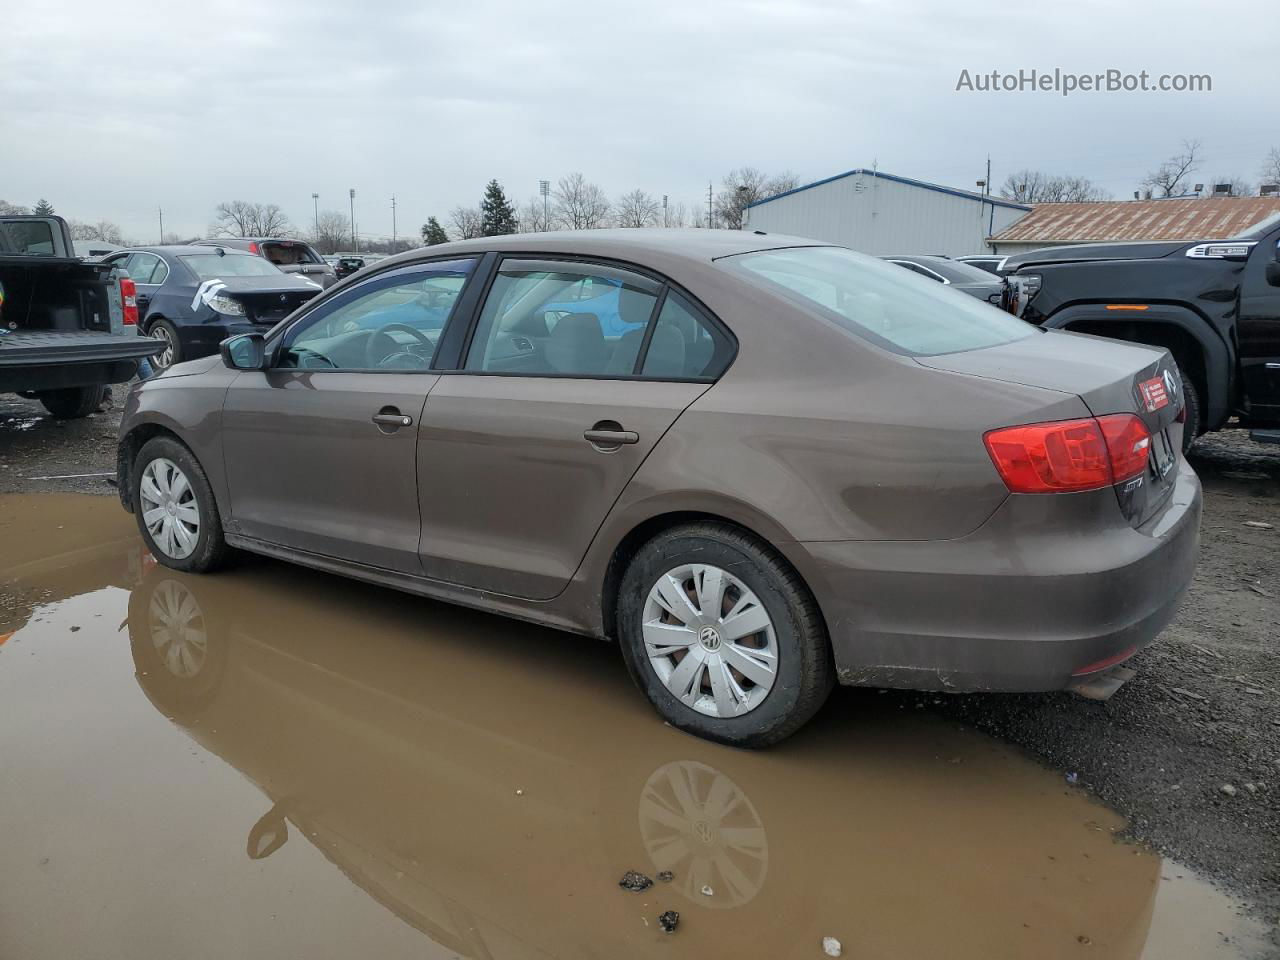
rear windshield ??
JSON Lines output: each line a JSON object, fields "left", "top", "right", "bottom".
{"left": 261, "top": 241, "right": 323, "bottom": 265}
{"left": 180, "top": 254, "right": 284, "bottom": 280}
{"left": 729, "top": 246, "right": 1035, "bottom": 356}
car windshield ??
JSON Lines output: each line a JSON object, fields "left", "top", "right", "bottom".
{"left": 730, "top": 246, "right": 1035, "bottom": 356}
{"left": 261, "top": 241, "right": 323, "bottom": 265}
{"left": 179, "top": 254, "right": 284, "bottom": 280}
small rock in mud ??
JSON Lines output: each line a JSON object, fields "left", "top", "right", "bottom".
{"left": 1242, "top": 521, "right": 1273, "bottom": 530}
{"left": 657, "top": 870, "right": 673, "bottom": 883}
{"left": 618, "top": 870, "right": 653, "bottom": 893}
{"left": 700, "top": 884, "right": 714, "bottom": 896}
{"left": 822, "top": 935, "right": 843, "bottom": 956}
{"left": 1220, "top": 784, "right": 1238, "bottom": 797}
{"left": 657, "top": 910, "right": 679, "bottom": 934}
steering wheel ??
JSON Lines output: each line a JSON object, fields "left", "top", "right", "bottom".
{"left": 363, "top": 322, "right": 432, "bottom": 368}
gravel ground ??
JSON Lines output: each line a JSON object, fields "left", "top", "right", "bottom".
{"left": 2, "top": 385, "right": 1278, "bottom": 946}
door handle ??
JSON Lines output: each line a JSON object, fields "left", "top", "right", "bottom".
{"left": 584, "top": 428, "right": 639, "bottom": 445}
{"left": 1266, "top": 362, "right": 1280, "bottom": 370}
{"left": 372, "top": 412, "right": 413, "bottom": 427}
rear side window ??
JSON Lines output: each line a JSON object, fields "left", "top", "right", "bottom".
{"left": 730, "top": 246, "right": 1033, "bottom": 356}
{"left": 641, "top": 292, "right": 733, "bottom": 379}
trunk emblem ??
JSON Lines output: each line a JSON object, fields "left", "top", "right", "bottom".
{"left": 1138, "top": 375, "right": 1170, "bottom": 413}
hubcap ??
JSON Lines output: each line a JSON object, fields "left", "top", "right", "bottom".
{"left": 139, "top": 457, "right": 199, "bottom": 559}
{"left": 642, "top": 563, "right": 778, "bottom": 718}
{"left": 152, "top": 325, "right": 174, "bottom": 368}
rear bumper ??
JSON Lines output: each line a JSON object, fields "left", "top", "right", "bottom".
{"left": 787, "top": 459, "right": 1201, "bottom": 693}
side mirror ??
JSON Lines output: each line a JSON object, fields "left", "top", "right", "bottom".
{"left": 1266, "top": 261, "right": 1280, "bottom": 288}
{"left": 219, "top": 333, "right": 266, "bottom": 370}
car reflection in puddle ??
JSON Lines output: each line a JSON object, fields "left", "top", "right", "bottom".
{"left": 0, "top": 493, "right": 1268, "bottom": 960}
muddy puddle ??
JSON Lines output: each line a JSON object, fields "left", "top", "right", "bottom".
{"left": 0, "top": 494, "right": 1270, "bottom": 959}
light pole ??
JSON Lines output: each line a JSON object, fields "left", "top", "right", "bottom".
{"left": 348, "top": 189, "right": 356, "bottom": 252}
{"left": 539, "top": 180, "right": 550, "bottom": 231}
{"left": 391, "top": 195, "right": 397, "bottom": 250}
{"left": 662, "top": 194, "right": 668, "bottom": 228}
{"left": 311, "top": 193, "right": 319, "bottom": 238}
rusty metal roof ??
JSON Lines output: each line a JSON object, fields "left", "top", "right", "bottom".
{"left": 989, "top": 197, "right": 1280, "bottom": 243}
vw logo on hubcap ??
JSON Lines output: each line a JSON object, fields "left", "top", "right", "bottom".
{"left": 698, "top": 625, "right": 722, "bottom": 652}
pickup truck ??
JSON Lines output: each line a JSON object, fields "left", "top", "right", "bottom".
{"left": 1009, "top": 213, "right": 1280, "bottom": 449}
{"left": 1, "top": 215, "right": 161, "bottom": 418}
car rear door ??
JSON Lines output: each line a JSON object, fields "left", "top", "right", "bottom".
{"left": 220, "top": 260, "right": 480, "bottom": 572}
{"left": 416, "top": 258, "right": 734, "bottom": 600}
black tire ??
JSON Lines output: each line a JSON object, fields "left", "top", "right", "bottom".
{"left": 616, "top": 523, "right": 834, "bottom": 748}
{"left": 131, "top": 436, "right": 232, "bottom": 573}
{"left": 1180, "top": 374, "right": 1202, "bottom": 453}
{"left": 148, "top": 318, "right": 182, "bottom": 370}
{"left": 39, "top": 385, "right": 103, "bottom": 419}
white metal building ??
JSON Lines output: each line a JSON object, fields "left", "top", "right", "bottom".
{"left": 743, "top": 168, "right": 1031, "bottom": 257}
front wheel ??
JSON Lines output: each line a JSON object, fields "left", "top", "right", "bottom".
{"left": 617, "top": 523, "right": 834, "bottom": 748}
{"left": 132, "top": 436, "right": 232, "bottom": 573}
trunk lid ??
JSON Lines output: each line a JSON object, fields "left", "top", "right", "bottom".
{"left": 917, "top": 329, "right": 1184, "bottom": 527}
{"left": 215, "top": 276, "right": 322, "bottom": 325}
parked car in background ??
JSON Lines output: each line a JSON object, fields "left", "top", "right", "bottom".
{"left": 102, "top": 245, "right": 323, "bottom": 371}
{"left": 116, "top": 230, "right": 1200, "bottom": 748}
{"left": 1009, "top": 214, "right": 1280, "bottom": 449}
{"left": 1, "top": 215, "right": 159, "bottom": 418}
{"left": 956, "top": 254, "right": 1011, "bottom": 276}
{"left": 333, "top": 256, "right": 365, "bottom": 279}
{"left": 882, "top": 254, "right": 1012, "bottom": 309}
{"left": 196, "top": 237, "right": 337, "bottom": 289}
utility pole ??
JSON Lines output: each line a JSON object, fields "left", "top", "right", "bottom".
{"left": 312, "top": 192, "right": 319, "bottom": 238}
{"left": 391, "top": 195, "right": 397, "bottom": 250}
{"left": 662, "top": 194, "right": 668, "bottom": 228}
{"left": 539, "top": 180, "right": 550, "bottom": 231}
{"left": 987, "top": 155, "right": 995, "bottom": 237}
{"left": 157, "top": 206, "right": 164, "bottom": 245}
{"left": 348, "top": 189, "right": 356, "bottom": 252}
{"left": 707, "top": 181, "right": 713, "bottom": 229}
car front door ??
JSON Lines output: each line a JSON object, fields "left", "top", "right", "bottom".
{"left": 220, "top": 259, "right": 480, "bottom": 572}
{"left": 417, "top": 258, "right": 735, "bottom": 600}
{"left": 1238, "top": 233, "right": 1280, "bottom": 419}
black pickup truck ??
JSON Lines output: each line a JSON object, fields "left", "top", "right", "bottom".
{"left": 1009, "top": 213, "right": 1280, "bottom": 449}
{"left": 1, "top": 215, "right": 161, "bottom": 418}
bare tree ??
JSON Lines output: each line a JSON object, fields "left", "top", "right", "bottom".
{"left": 1257, "top": 148, "right": 1280, "bottom": 188}
{"left": 519, "top": 197, "right": 551, "bottom": 233}
{"left": 310, "top": 209, "right": 350, "bottom": 254}
{"left": 68, "top": 219, "right": 126, "bottom": 244}
{"left": 552, "top": 173, "right": 611, "bottom": 229}
{"left": 449, "top": 205, "right": 483, "bottom": 240}
{"left": 0, "top": 200, "right": 30, "bottom": 215}
{"left": 663, "top": 200, "right": 691, "bottom": 228}
{"left": 614, "top": 189, "right": 661, "bottom": 228}
{"left": 999, "top": 170, "right": 1109, "bottom": 203}
{"left": 210, "top": 200, "right": 294, "bottom": 237}
{"left": 1205, "top": 176, "right": 1254, "bottom": 197}
{"left": 714, "top": 168, "right": 801, "bottom": 229}
{"left": 1142, "top": 140, "right": 1202, "bottom": 198}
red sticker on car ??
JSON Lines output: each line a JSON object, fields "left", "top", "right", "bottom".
{"left": 1138, "top": 376, "right": 1169, "bottom": 412}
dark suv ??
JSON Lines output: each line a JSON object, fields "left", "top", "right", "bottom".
{"left": 196, "top": 238, "right": 337, "bottom": 289}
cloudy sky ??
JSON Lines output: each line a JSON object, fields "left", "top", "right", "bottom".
{"left": 4, "top": 0, "right": 1274, "bottom": 243}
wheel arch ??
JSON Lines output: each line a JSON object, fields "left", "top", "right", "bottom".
{"left": 117, "top": 421, "right": 194, "bottom": 513}
{"left": 1043, "top": 304, "right": 1232, "bottom": 430}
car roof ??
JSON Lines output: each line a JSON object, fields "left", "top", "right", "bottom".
{"left": 197, "top": 237, "right": 316, "bottom": 245}
{"left": 373, "top": 228, "right": 829, "bottom": 272}
{"left": 117, "top": 245, "right": 261, "bottom": 256}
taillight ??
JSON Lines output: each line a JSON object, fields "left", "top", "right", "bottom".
{"left": 248, "top": 241, "right": 259, "bottom": 254}
{"left": 985, "top": 414, "right": 1150, "bottom": 493}
{"left": 119, "top": 276, "right": 138, "bottom": 326}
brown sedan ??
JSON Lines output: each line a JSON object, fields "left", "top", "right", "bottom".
{"left": 116, "top": 230, "right": 1201, "bottom": 746}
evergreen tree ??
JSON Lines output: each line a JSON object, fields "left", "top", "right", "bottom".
{"left": 33, "top": 198, "right": 55, "bottom": 216}
{"left": 421, "top": 216, "right": 449, "bottom": 245}
{"left": 479, "top": 180, "right": 517, "bottom": 236}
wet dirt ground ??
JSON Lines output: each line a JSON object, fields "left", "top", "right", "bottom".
{"left": 0, "top": 493, "right": 1273, "bottom": 959}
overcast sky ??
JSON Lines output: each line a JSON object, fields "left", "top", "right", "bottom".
{"left": 4, "top": 0, "right": 1274, "bottom": 243}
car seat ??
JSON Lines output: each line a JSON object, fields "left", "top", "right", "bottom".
{"left": 545, "top": 312, "right": 608, "bottom": 374}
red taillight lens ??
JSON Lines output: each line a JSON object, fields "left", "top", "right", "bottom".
{"left": 985, "top": 414, "right": 1150, "bottom": 494}
{"left": 119, "top": 276, "right": 138, "bottom": 325}
{"left": 248, "top": 241, "right": 259, "bottom": 254}
{"left": 1097, "top": 413, "right": 1151, "bottom": 483}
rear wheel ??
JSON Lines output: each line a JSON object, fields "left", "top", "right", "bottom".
{"left": 148, "top": 319, "right": 181, "bottom": 370}
{"left": 132, "top": 436, "right": 231, "bottom": 573}
{"left": 617, "top": 523, "right": 834, "bottom": 747}
{"left": 39, "top": 385, "right": 103, "bottom": 419}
